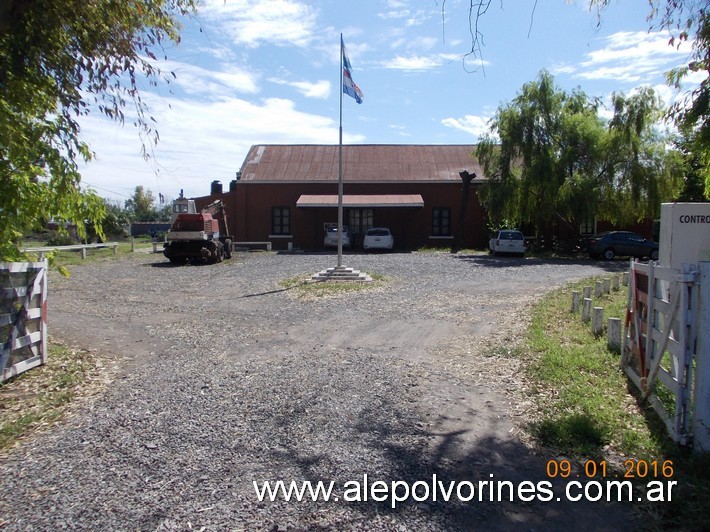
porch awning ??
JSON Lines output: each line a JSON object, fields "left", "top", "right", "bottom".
{"left": 296, "top": 194, "right": 424, "bottom": 208}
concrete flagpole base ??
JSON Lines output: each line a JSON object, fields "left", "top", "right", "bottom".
{"left": 311, "top": 264, "right": 372, "bottom": 282}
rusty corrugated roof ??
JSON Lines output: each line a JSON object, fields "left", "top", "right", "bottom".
{"left": 238, "top": 144, "right": 485, "bottom": 183}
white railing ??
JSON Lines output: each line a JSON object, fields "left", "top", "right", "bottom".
{"left": 23, "top": 242, "right": 118, "bottom": 259}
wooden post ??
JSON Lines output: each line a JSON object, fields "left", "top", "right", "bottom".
{"left": 622, "top": 271, "right": 629, "bottom": 286}
{"left": 603, "top": 278, "right": 611, "bottom": 294}
{"left": 583, "top": 286, "right": 592, "bottom": 299}
{"left": 582, "top": 298, "right": 592, "bottom": 322}
{"left": 595, "top": 281, "right": 603, "bottom": 298}
{"left": 612, "top": 275, "right": 620, "bottom": 291}
{"left": 571, "top": 291, "right": 580, "bottom": 313}
{"left": 81, "top": 247, "right": 87, "bottom": 260}
{"left": 592, "top": 307, "right": 604, "bottom": 336}
{"left": 608, "top": 317, "right": 622, "bottom": 353}
{"left": 693, "top": 262, "right": 710, "bottom": 453}
{"left": 131, "top": 237, "right": 135, "bottom": 252}
{"left": 113, "top": 243, "right": 118, "bottom": 255}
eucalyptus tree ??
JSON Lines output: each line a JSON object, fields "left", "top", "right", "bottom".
{"left": 0, "top": 0, "right": 196, "bottom": 259}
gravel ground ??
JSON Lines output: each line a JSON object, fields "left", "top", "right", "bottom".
{"left": 0, "top": 251, "right": 633, "bottom": 530}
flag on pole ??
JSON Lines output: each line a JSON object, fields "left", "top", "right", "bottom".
{"left": 341, "top": 37, "right": 363, "bottom": 104}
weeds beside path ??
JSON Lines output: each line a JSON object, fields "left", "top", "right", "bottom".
{"left": 521, "top": 277, "right": 710, "bottom": 530}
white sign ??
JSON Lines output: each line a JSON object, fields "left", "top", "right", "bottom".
{"left": 659, "top": 203, "right": 710, "bottom": 269}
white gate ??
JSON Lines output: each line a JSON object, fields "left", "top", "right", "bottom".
{"left": 623, "top": 260, "right": 694, "bottom": 443}
{"left": 622, "top": 260, "right": 708, "bottom": 447}
{"left": 0, "top": 260, "right": 48, "bottom": 382}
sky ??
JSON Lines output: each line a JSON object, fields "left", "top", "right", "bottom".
{"left": 76, "top": 0, "right": 702, "bottom": 204}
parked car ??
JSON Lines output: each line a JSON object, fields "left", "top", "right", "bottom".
{"left": 489, "top": 229, "right": 525, "bottom": 256}
{"left": 324, "top": 226, "right": 351, "bottom": 248}
{"left": 363, "top": 227, "right": 394, "bottom": 250}
{"left": 587, "top": 231, "right": 659, "bottom": 261}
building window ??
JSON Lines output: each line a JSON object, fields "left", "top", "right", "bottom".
{"left": 579, "top": 216, "right": 595, "bottom": 235}
{"left": 432, "top": 207, "right": 451, "bottom": 236}
{"left": 348, "top": 208, "right": 373, "bottom": 234}
{"left": 272, "top": 207, "right": 290, "bottom": 235}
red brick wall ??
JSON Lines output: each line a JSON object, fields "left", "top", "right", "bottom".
{"left": 195, "top": 182, "right": 489, "bottom": 251}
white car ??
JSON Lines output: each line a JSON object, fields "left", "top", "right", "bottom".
{"left": 324, "top": 227, "right": 351, "bottom": 248}
{"left": 363, "top": 227, "right": 394, "bottom": 250}
{"left": 489, "top": 229, "right": 525, "bottom": 256}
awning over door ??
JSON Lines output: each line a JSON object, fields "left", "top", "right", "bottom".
{"left": 296, "top": 194, "right": 424, "bottom": 208}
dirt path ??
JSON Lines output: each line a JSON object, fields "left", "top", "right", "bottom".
{"left": 1, "top": 252, "right": 635, "bottom": 530}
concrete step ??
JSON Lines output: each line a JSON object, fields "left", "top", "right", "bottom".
{"left": 311, "top": 265, "right": 372, "bottom": 282}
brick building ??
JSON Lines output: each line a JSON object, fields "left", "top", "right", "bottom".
{"left": 194, "top": 144, "right": 489, "bottom": 251}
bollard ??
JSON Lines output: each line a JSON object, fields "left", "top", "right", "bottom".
{"left": 571, "top": 291, "right": 580, "bottom": 313}
{"left": 595, "top": 281, "right": 603, "bottom": 298}
{"left": 592, "top": 307, "right": 604, "bottom": 336}
{"left": 131, "top": 237, "right": 135, "bottom": 252}
{"left": 583, "top": 286, "right": 592, "bottom": 299}
{"left": 622, "top": 271, "right": 629, "bottom": 286}
{"left": 607, "top": 317, "right": 622, "bottom": 353}
{"left": 81, "top": 247, "right": 87, "bottom": 260}
{"left": 603, "top": 278, "right": 611, "bottom": 295}
{"left": 582, "top": 298, "right": 592, "bottom": 322}
{"left": 612, "top": 275, "right": 620, "bottom": 291}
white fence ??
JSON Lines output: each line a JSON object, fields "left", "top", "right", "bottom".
{"left": 23, "top": 242, "right": 118, "bottom": 259}
{"left": 623, "top": 260, "right": 710, "bottom": 451}
{"left": 1, "top": 261, "right": 48, "bottom": 382}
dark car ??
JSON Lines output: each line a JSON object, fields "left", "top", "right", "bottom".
{"left": 587, "top": 231, "right": 659, "bottom": 261}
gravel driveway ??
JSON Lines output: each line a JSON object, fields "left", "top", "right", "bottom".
{"left": 0, "top": 251, "right": 632, "bottom": 530}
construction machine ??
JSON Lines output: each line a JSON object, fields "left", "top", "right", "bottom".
{"left": 163, "top": 192, "right": 233, "bottom": 264}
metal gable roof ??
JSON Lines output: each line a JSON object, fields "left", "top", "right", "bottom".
{"left": 237, "top": 144, "right": 486, "bottom": 184}
{"left": 296, "top": 194, "right": 425, "bottom": 208}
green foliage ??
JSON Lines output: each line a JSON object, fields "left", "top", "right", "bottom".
{"left": 478, "top": 71, "right": 681, "bottom": 246}
{"left": 525, "top": 277, "right": 664, "bottom": 457}
{"left": 593, "top": 0, "right": 709, "bottom": 200}
{"left": 0, "top": 0, "right": 196, "bottom": 260}
{"left": 524, "top": 276, "right": 710, "bottom": 529}
{"left": 124, "top": 185, "right": 167, "bottom": 222}
{"left": 94, "top": 200, "right": 130, "bottom": 238}
{"left": 45, "top": 232, "right": 76, "bottom": 247}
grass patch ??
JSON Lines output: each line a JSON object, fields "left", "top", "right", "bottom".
{"left": 523, "top": 276, "right": 710, "bottom": 529}
{"left": 525, "top": 277, "right": 654, "bottom": 456}
{"left": 280, "top": 272, "right": 386, "bottom": 299}
{"left": 0, "top": 341, "right": 97, "bottom": 452}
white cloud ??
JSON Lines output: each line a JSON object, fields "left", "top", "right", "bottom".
{"left": 561, "top": 30, "right": 692, "bottom": 85}
{"left": 77, "top": 91, "right": 359, "bottom": 200}
{"left": 269, "top": 78, "right": 331, "bottom": 99}
{"left": 377, "top": 1, "right": 433, "bottom": 27}
{"left": 441, "top": 115, "right": 492, "bottom": 140}
{"left": 391, "top": 35, "right": 438, "bottom": 51}
{"left": 200, "top": 0, "right": 318, "bottom": 48}
{"left": 382, "top": 54, "right": 442, "bottom": 71}
{"left": 148, "top": 59, "right": 260, "bottom": 98}
{"left": 378, "top": 9, "right": 411, "bottom": 20}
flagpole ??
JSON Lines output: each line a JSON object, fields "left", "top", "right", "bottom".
{"left": 337, "top": 33, "right": 344, "bottom": 268}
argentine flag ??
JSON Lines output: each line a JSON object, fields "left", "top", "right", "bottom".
{"left": 342, "top": 37, "right": 364, "bottom": 104}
